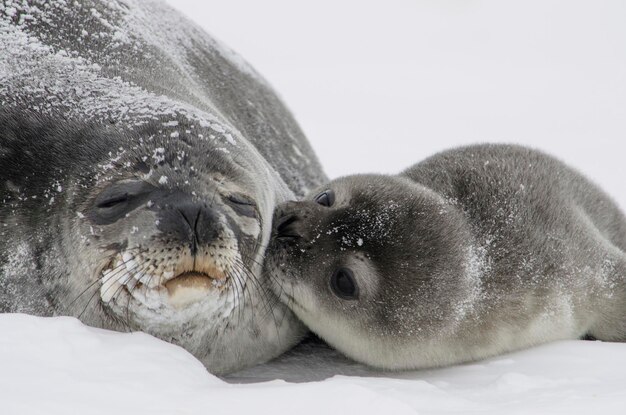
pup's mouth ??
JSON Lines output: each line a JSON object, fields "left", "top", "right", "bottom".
{"left": 99, "top": 252, "right": 229, "bottom": 309}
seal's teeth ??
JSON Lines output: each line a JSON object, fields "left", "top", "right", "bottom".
{"left": 101, "top": 277, "right": 121, "bottom": 303}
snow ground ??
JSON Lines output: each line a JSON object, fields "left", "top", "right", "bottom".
{"left": 3, "top": 1, "right": 626, "bottom": 414}
{"left": 2, "top": 314, "right": 625, "bottom": 415}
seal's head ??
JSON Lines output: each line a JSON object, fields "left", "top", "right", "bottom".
{"left": 0, "top": 111, "right": 304, "bottom": 374}
{"left": 267, "top": 174, "right": 480, "bottom": 369}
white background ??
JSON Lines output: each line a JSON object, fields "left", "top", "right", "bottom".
{"left": 167, "top": 0, "right": 626, "bottom": 208}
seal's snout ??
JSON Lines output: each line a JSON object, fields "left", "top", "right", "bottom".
{"left": 157, "top": 198, "right": 221, "bottom": 251}
{"left": 273, "top": 200, "right": 323, "bottom": 243}
{"left": 275, "top": 212, "right": 302, "bottom": 241}
{"left": 273, "top": 200, "right": 309, "bottom": 242}
{"left": 175, "top": 201, "right": 220, "bottom": 254}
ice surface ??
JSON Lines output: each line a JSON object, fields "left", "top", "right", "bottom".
{"left": 1, "top": 314, "right": 625, "bottom": 414}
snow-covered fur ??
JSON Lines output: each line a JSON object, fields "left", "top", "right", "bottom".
{"left": 0, "top": 0, "right": 326, "bottom": 374}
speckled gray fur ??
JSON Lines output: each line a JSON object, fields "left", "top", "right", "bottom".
{"left": 269, "top": 144, "right": 626, "bottom": 370}
{"left": 0, "top": 0, "right": 326, "bottom": 374}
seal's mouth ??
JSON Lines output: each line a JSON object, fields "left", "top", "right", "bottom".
{"left": 99, "top": 251, "right": 230, "bottom": 309}
{"left": 164, "top": 271, "right": 224, "bottom": 308}
{"left": 165, "top": 271, "right": 215, "bottom": 291}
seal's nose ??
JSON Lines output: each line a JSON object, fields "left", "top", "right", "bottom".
{"left": 176, "top": 202, "right": 220, "bottom": 254}
{"left": 275, "top": 212, "right": 301, "bottom": 241}
{"left": 156, "top": 197, "right": 220, "bottom": 253}
{"left": 273, "top": 201, "right": 307, "bottom": 242}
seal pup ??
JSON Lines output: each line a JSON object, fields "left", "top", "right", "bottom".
{"left": 0, "top": 0, "right": 326, "bottom": 374}
{"left": 268, "top": 144, "right": 626, "bottom": 370}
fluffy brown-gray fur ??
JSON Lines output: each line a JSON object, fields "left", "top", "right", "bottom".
{"left": 268, "top": 144, "right": 626, "bottom": 370}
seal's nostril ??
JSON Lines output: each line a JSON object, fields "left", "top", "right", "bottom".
{"left": 177, "top": 207, "right": 201, "bottom": 256}
{"left": 155, "top": 196, "right": 221, "bottom": 255}
{"left": 275, "top": 213, "right": 301, "bottom": 240}
{"left": 276, "top": 213, "right": 297, "bottom": 232}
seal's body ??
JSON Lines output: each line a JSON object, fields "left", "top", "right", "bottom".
{"left": 0, "top": 0, "right": 326, "bottom": 374}
{"left": 269, "top": 144, "right": 626, "bottom": 370}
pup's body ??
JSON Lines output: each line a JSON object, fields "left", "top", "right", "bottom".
{"left": 268, "top": 144, "right": 626, "bottom": 370}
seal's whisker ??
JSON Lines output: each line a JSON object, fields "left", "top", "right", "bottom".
{"left": 269, "top": 273, "right": 295, "bottom": 332}
{"left": 225, "top": 266, "right": 246, "bottom": 327}
{"left": 261, "top": 261, "right": 300, "bottom": 328}
{"left": 77, "top": 258, "right": 149, "bottom": 321}
{"left": 67, "top": 261, "right": 127, "bottom": 311}
{"left": 124, "top": 262, "right": 153, "bottom": 330}
{"left": 230, "top": 257, "right": 283, "bottom": 339}
{"left": 232, "top": 260, "right": 267, "bottom": 328}
{"left": 229, "top": 258, "right": 265, "bottom": 303}
{"left": 232, "top": 264, "right": 252, "bottom": 327}
{"left": 238, "top": 251, "right": 266, "bottom": 270}
{"left": 68, "top": 248, "right": 146, "bottom": 314}
{"left": 233, "top": 256, "right": 275, "bottom": 315}
{"left": 222, "top": 278, "right": 239, "bottom": 332}
{"left": 232, "top": 261, "right": 264, "bottom": 328}
{"left": 230, "top": 269, "right": 247, "bottom": 327}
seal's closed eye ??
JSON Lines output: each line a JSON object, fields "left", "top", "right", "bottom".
{"left": 225, "top": 193, "right": 257, "bottom": 218}
{"left": 97, "top": 193, "right": 129, "bottom": 208}
{"left": 91, "top": 181, "right": 155, "bottom": 224}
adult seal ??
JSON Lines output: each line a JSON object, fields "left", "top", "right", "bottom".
{"left": 0, "top": 0, "right": 326, "bottom": 374}
{"left": 269, "top": 144, "right": 626, "bottom": 370}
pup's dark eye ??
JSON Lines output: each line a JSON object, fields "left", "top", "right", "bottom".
{"left": 226, "top": 193, "right": 257, "bottom": 218}
{"left": 314, "top": 189, "right": 335, "bottom": 207}
{"left": 330, "top": 268, "right": 359, "bottom": 300}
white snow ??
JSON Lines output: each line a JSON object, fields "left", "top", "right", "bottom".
{"left": 1, "top": 314, "right": 625, "bottom": 414}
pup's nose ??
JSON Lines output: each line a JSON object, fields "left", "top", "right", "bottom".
{"left": 274, "top": 212, "right": 301, "bottom": 241}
